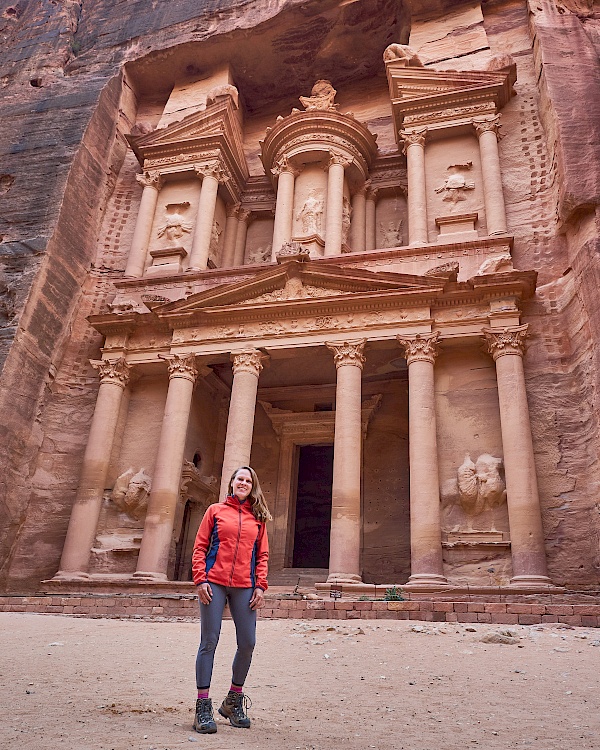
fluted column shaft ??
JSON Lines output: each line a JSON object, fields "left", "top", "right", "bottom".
{"left": 365, "top": 186, "right": 377, "bottom": 252}
{"left": 125, "top": 172, "right": 163, "bottom": 277}
{"left": 474, "top": 116, "right": 507, "bottom": 235}
{"left": 189, "top": 162, "right": 227, "bottom": 270}
{"left": 397, "top": 333, "right": 447, "bottom": 585}
{"left": 271, "top": 158, "right": 298, "bottom": 261}
{"left": 56, "top": 358, "right": 131, "bottom": 578}
{"left": 350, "top": 184, "right": 367, "bottom": 252}
{"left": 325, "top": 340, "right": 366, "bottom": 583}
{"left": 233, "top": 209, "right": 251, "bottom": 266}
{"left": 325, "top": 154, "right": 349, "bottom": 257}
{"left": 221, "top": 204, "right": 240, "bottom": 268}
{"left": 134, "top": 355, "right": 198, "bottom": 580}
{"left": 484, "top": 326, "right": 550, "bottom": 585}
{"left": 219, "top": 350, "right": 266, "bottom": 501}
{"left": 401, "top": 129, "right": 428, "bottom": 246}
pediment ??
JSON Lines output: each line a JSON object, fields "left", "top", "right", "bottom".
{"left": 153, "top": 260, "right": 448, "bottom": 323}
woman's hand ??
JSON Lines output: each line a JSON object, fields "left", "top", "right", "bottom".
{"left": 249, "top": 588, "right": 265, "bottom": 610}
{"left": 198, "top": 582, "right": 213, "bottom": 605}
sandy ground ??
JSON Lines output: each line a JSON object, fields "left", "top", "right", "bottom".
{"left": 1, "top": 613, "right": 599, "bottom": 750}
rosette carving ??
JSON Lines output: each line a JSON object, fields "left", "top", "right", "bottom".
{"left": 91, "top": 357, "right": 131, "bottom": 387}
{"left": 326, "top": 339, "right": 366, "bottom": 369}
{"left": 482, "top": 325, "right": 528, "bottom": 360}
{"left": 397, "top": 332, "right": 440, "bottom": 365}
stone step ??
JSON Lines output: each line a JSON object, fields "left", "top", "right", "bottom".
{"left": 268, "top": 568, "right": 329, "bottom": 587}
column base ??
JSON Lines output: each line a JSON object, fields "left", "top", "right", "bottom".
{"left": 132, "top": 571, "right": 169, "bottom": 582}
{"left": 407, "top": 573, "right": 448, "bottom": 586}
{"left": 50, "top": 570, "right": 91, "bottom": 582}
{"left": 509, "top": 574, "right": 553, "bottom": 587}
{"left": 326, "top": 572, "right": 362, "bottom": 584}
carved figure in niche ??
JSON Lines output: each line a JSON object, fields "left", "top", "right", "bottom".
{"left": 111, "top": 468, "right": 152, "bottom": 520}
{"left": 457, "top": 454, "right": 506, "bottom": 517}
{"left": 383, "top": 44, "right": 423, "bottom": 67}
{"left": 476, "top": 253, "right": 513, "bottom": 275}
{"left": 296, "top": 191, "right": 324, "bottom": 234}
{"left": 435, "top": 163, "right": 475, "bottom": 205}
{"left": 342, "top": 197, "right": 352, "bottom": 244}
{"left": 157, "top": 203, "right": 193, "bottom": 245}
{"left": 379, "top": 219, "right": 403, "bottom": 248}
{"left": 299, "top": 80, "right": 338, "bottom": 112}
{"left": 207, "top": 221, "right": 222, "bottom": 267}
{"left": 246, "top": 244, "right": 272, "bottom": 265}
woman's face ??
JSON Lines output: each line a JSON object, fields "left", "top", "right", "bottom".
{"left": 232, "top": 469, "right": 253, "bottom": 500}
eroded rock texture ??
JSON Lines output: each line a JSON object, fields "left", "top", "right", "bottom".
{"left": 1, "top": 0, "right": 600, "bottom": 591}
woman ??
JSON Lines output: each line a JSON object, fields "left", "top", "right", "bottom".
{"left": 191, "top": 465, "right": 271, "bottom": 734}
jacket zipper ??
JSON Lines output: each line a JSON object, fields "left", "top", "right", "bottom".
{"left": 229, "top": 504, "right": 243, "bottom": 586}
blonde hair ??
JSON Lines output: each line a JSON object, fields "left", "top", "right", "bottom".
{"left": 228, "top": 466, "right": 272, "bottom": 523}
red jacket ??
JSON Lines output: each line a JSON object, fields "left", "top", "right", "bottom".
{"left": 192, "top": 496, "right": 269, "bottom": 591}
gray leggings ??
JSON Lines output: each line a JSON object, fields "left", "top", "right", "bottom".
{"left": 195, "top": 583, "right": 257, "bottom": 690}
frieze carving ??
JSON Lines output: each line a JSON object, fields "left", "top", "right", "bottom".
{"left": 299, "top": 79, "right": 338, "bottom": 112}
{"left": 383, "top": 44, "right": 423, "bottom": 67}
{"left": 472, "top": 115, "right": 501, "bottom": 139}
{"left": 279, "top": 135, "right": 364, "bottom": 168}
{"left": 483, "top": 325, "right": 528, "bottom": 360}
{"left": 425, "top": 261, "right": 460, "bottom": 277}
{"left": 435, "top": 163, "right": 475, "bottom": 205}
{"left": 231, "top": 348, "right": 266, "bottom": 376}
{"left": 326, "top": 339, "right": 366, "bottom": 369}
{"left": 111, "top": 468, "right": 152, "bottom": 521}
{"left": 400, "top": 128, "right": 427, "bottom": 153}
{"left": 251, "top": 278, "right": 350, "bottom": 304}
{"left": 136, "top": 171, "right": 163, "bottom": 191}
{"left": 144, "top": 149, "right": 219, "bottom": 168}
{"left": 91, "top": 357, "right": 131, "bottom": 386}
{"left": 397, "top": 332, "right": 440, "bottom": 365}
{"left": 404, "top": 103, "right": 493, "bottom": 127}
{"left": 161, "top": 353, "right": 198, "bottom": 382}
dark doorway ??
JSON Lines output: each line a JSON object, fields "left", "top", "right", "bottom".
{"left": 292, "top": 444, "right": 333, "bottom": 568}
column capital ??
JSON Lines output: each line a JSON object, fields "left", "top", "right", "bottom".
{"left": 237, "top": 207, "right": 253, "bottom": 224}
{"left": 472, "top": 114, "right": 501, "bottom": 139}
{"left": 271, "top": 155, "right": 302, "bottom": 178}
{"left": 195, "top": 160, "right": 230, "bottom": 183}
{"left": 326, "top": 339, "right": 366, "bottom": 369}
{"left": 366, "top": 184, "right": 379, "bottom": 202}
{"left": 90, "top": 357, "right": 131, "bottom": 387}
{"left": 397, "top": 331, "right": 440, "bottom": 365}
{"left": 400, "top": 127, "right": 428, "bottom": 154}
{"left": 226, "top": 202, "right": 241, "bottom": 219}
{"left": 136, "top": 171, "right": 163, "bottom": 191}
{"left": 354, "top": 180, "right": 369, "bottom": 198}
{"left": 483, "top": 324, "right": 528, "bottom": 360}
{"left": 327, "top": 151, "right": 352, "bottom": 169}
{"left": 231, "top": 348, "right": 267, "bottom": 376}
{"left": 160, "top": 353, "right": 199, "bottom": 382}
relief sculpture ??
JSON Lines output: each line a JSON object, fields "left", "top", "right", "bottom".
{"left": 441, "top": 454, "right": 507, "bottom": 531}
{"left": 157, "top": 203, "right": 193, "bottom": 245}
{"left": 296, "top": 192, "right": 324, "bottom": 235}
{"left": 110, "top": 468, "right": 152, "bottom": 521}
{"left": 435, "top": 163, "right": 475, "bottom": 205}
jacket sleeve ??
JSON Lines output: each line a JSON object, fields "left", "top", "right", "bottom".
{"left": 192, "top": 505, "right": 216, "bottom": 586}
{"left": 254, "top": 522, "right": 269, "bottom": 591}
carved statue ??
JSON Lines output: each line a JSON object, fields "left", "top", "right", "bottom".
{"left": 476, "top": 253, "right": 513, "bottom": 275}
{"left": 111, "top": 468, "right": 152, "bottom": 520}
{"left": 157, "top": 203, "right": 193, "bottom": 244}
{"left": 299, "top": 80, "right": 338, "bottom": 111}
{"left": 456, "top": 454, "right": 506, "bottom": 516}
{"left": 207, "top": 221, "right": 222, "bottom": 266}
{"left": 296, "top": 192, "right": 324, "bottom": 234}
{"left": 435, "top": 163, "right": 475, "bottom": 204}
{"left": 342, "top": 196, "right": 352, "bottom": 244}
{"left": 246, "top": 244, "right": 272, "bottom": 265}
{"left": 383, "top": 44, "right": 423, "bottom": 67}
{"left": 379, "top": 219, "right": 403, "bottom": 247}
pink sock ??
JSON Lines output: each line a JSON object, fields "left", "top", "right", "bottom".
{"left": 229, "top": 683, "right": 243, "bottom": 693}
{"left": 197, "top": 690, "right": 209, "bottom": 699}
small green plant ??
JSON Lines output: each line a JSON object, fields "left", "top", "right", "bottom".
{"left": 70, "top": 39, "right": 82, "bottom": 56}
{"left": 384, "top": 585, "right": 404, "bottom": 601}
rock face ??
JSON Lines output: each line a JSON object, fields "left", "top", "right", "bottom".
{"left": 0, "top": 0, "right": 600, "bottom": 592}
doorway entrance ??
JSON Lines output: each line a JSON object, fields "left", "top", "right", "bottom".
{"left": 292, "top": 444, "right": 333, "bottom": 568}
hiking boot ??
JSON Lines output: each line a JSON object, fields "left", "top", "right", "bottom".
{"left": 193, "top": 697, "right": 217, "bottom": 734}
{"left": 218, "top": 690, "right": 252, "bottom": 728}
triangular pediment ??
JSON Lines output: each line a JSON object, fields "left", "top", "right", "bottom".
{"left": 153, "top": 260, "right": 448, "bottom": 324}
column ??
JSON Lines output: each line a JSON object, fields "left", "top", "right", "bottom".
{"left": 324, "top": 152, "right": 350, "bottom": 257}
{"left": 134, "top": 354, "right": 198, "bottom": 580}
{"left": 54, "top": 358, "right": 131, "bottom": 579}
{"left": 219, "top": 349, "right": 266, "bottom": 501}
{"left": 473, "top": 116, "right": 507, "bottom": 235}
{"left": 397, "top": 333, "right": 447, "bottom": 586}
{"left": 365, "top": 184, "right": 378, "bottom": 252}
{"left": 400, "top": 128, "right": 428, "bottom": 246}
{"left": 233, "top": 209, "right": 252, "bottom": 266}
{"left": 271, "top": 157, "right": 299, "bottom": 261}
{"left": 125, "top": 171, "right": 163, "bottom": 277}
{"left": 350, "top": 183, "right": 367, "bottom": 252}
{"left": 188, "top": 161, "right": 228, "bottom": 270}
{"left": 325, "top": 339, "right": 366, "bottom": 583}
{"left": 221, "top": 203, "right": 240, "bottom": 268}
{"left": 483, "top": 326, "right": 551, "bottom": 586}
